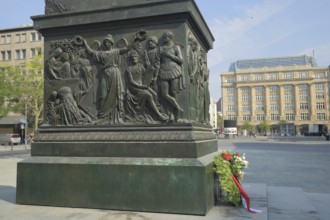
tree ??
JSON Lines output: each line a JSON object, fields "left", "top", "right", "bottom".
{"left": 258, "top": 120, "right": 270, "bottom": 135}
{"left": 217, "top": 113, "right": 223, "bottom": 129}
{"left": 0, "top": 67, "right": 10, "bottom": 118}
{"left": 242, "top": 121, "right": 254, "bottom": 133}
{"left": 2, "top": 55, "right": 44, "bottom": 132}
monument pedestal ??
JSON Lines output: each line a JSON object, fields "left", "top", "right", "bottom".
{"left": 17, "top": 125, "right": 217, "bottom": 215}
{"left": 17, "top": 153, "right": 216, "bottom": 215}
{"left": 17, "top": 0, "right": 216, "bottom": 215}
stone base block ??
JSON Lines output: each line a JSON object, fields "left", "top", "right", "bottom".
{"left": 17, "top": 153, "right": 216, "bottom": 215}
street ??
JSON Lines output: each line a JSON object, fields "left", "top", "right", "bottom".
{"left": 217, "top": 136, "right": 330, "bottom": 193}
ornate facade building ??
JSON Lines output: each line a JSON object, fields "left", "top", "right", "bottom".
{"left": 221, "top": 55, "right": 330, "bottom": 136}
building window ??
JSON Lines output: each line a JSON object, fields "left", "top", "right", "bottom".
{"left": 315, "top": 72, "right": 325, "bottom": 78}
{"left": 271, "top": 114, "right": 279, "bottom": 121}
{"left": 316, "top": 102, "right": 325, "bottom": 109}
{"left": 255, "top": 86, "right": 264, "bottom": 93}
{"left": 299, "top": 84, "right": 308, "bottom": 91}
{"left": 241, "top": 75, "right": 249, "bottom": 81}
{"left": 285, "top": 103, "right": 293, "bottom": 110}
{"left": 21, "top": 34, "right": 26, "bottom": 42}
{"left": 227, "top": 77, "right": 235, "bottom": 83}
{"left": 299, "top": 93, "right": 308, "bottom": 100}
{"left": 30, "top": 48, "right": 36, "bottom": 58}
{"left": 7, "top": 51, "right": 11, "bottom": 60}
{"left": 299, "top": 72, "right": 308, "bottom": 78}
{"left": 268, "top": 73, "right": 278, "bottom": 80}
{"left": 316, "top": 93, "right": 324, "bottom": 99}
{"left": 255, "top": 74, "right": 264, "bottom": 81}
{"left": 285, "top": 93, "right": 293, "bottom": 100}
{"left": 269, "top": 86, "right": 278, "bottom": 91}
{"left": 243, "top": 115, "right": 251, "bottom": 121}
{"left": 242, "top": 95, "right": 249, "bottom": 101}
{"left": 270, "top": 94, "right": 278, "bottom": 100}
{"left": 15, "top": 34, "right": 20, "bottom": 43}
{"left": 284, "top": 85, "right": 293, "bottom": 91}
{"left": 256, "top": 114, "right": 265, "bottom": 121}
{"left": 227, "top": 96, "right": 235, "bottom": 103}
{"left": 31, "top": 32, "right": 36, "bottom": 41}
{"left": 317, "top": 113, "right": 326, "bottom": 120}
{"left": 241, "top": 87, "right": 249, "bottom": 93}
{"left": 284, "top": 73, "right": 293, "bottom": 79}
{"left": 285, "top": 113, "right": 295, "bottom": 121}
{"left": 299, "top": 103, "right": 308, "bottom": 110}
{"left": 16, "top": 50, "right": 21, "bottom": 60}
{"left": 227, "top": 115, "right": 236, "bottom": 120}
{"left": 22, "top": 49, "right": 26, "bottom": 60}
{"left": 315, "top": 83, "right": 324, "bottom": 90}
{"left": 256, "top": 95, "right": 264, "bottom": 101}
{"left": 227, "top": 87, "right": 235, "bottom": 93}
{"left": 256, "top": 104, "right": 264, "bottom": 111}
{"left": 1, "top": 51, "right": 5, "bottom": 61}
{"left": 270, "top": 104, "right": 278, "bottom": 111}
{"left": 227, "top": 105, "right": 235, "bottom": 112}
{"left": 300, "top": 113, "right": 309, "bottom": 120}
{"left": 6, "top": 35, "right": 11, "bottom": 44}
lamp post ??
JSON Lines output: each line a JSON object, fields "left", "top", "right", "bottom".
{"left": 25, "top": 102, "right": 27, "bottom": 148}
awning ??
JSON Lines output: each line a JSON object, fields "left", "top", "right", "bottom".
{"left": 0, "top": 115, "right": 26, "bottom": 125}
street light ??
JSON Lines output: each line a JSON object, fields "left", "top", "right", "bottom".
{"left": 24, "top": 102, "right": 27, "bottom": 148}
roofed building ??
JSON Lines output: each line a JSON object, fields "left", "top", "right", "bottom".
{"left": 221, "top": 55, "right": 330, "bottom": 136}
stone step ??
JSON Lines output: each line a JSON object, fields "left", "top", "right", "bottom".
{"left": 210, "top": 183, "right": 268, "bottom": 220}
{"left": 267, "top": 186, "right": 321, "bottom": 220}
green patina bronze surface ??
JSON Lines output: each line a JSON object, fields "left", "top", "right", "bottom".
{"left": 17, "top": 0, "right": 215, "bottom": 215}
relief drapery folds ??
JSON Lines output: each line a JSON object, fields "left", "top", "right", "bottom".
{"left": 44, "top": 30, "right": 210, "bottom": 126}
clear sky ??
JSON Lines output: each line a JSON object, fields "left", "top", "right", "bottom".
{"left": 1, "top": 0, "right": 330, "bottom": 100}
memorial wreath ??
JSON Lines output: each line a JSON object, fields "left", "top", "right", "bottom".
{"left": 214, "top": 150, "right": 262, "bottom": 213}
{"left": 214, "top": 150, "right": 249, "bottom": 206}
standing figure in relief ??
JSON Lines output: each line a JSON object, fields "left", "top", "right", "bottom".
{"left": 73, "top": 50, "right": 94, "bottom": 103}
{"left": 199, "top": 50, "right": 210, "bottom": 124}
{"left": 187, "top": 34, "right": 199, "bottom": 84}
{"left": 187, "top": 34, "right": 200, "bottom": 122}
{"left": 83, "top": 35, "right": 130, "bottom": 124}
{"left": 159, "top": 31, "right": 184, "bottom": 122}
{"left": 145, "top": 36, "right": 160, "bottom": 90}
{"left": 125, "top": 51, "right": 168, "bottom": 123}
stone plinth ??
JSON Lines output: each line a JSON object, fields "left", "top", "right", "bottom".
{"left": 17, "top": 0, "right": 215, "bottom": 215}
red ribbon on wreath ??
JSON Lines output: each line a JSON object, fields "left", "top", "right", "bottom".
{"left": 231, "top": 175, "right": 262, "bottom": 214}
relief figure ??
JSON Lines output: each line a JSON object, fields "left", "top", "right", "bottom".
{"left": 125, "top": 51, "right": 168, "bottom": 123}
{"left": 159, "top": 31, "right": 184, "bottom": 122}
{"left": 83, "top": 35, "right": 130, "bottom": 124}
{"left": 145, "top": 36, "right": 160, "bottom": 90}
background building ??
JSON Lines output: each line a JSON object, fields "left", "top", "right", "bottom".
{"left": 209, "top": 98, "right": 218, "bottom": 129}
{"left": 221, "top": 55, "right": 330, "bottom": 136}
{"left": 0, "top": 25, "right": 43, "bottom": 67}
{"left": 0, "top": 25, "right": 43, "bottom": 141}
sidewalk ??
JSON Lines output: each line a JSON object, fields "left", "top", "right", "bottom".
{"left": 0, "top": 152, "right": 266, "bottom": 220}
{"left": 0, "top": 144, "right": 30, "bottom": 156}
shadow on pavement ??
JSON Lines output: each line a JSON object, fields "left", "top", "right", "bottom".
{"left": 0, "top": 185, "right": 16, "bottom": 204}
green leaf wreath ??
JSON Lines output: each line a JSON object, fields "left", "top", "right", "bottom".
{"left": 214, "top": 150, "right": 249, "bottom": 206}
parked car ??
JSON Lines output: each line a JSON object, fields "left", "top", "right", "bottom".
{"left": 0, "top": 133, "right": 21, "bottom": 145}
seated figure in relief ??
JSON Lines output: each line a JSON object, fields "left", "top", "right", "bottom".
{"left": 125, "top": 51, "right": 168, "bottom": 123}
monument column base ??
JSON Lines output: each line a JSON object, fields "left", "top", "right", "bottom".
{"left": 17, "top": 153, "right": 216, "bottom": 215}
